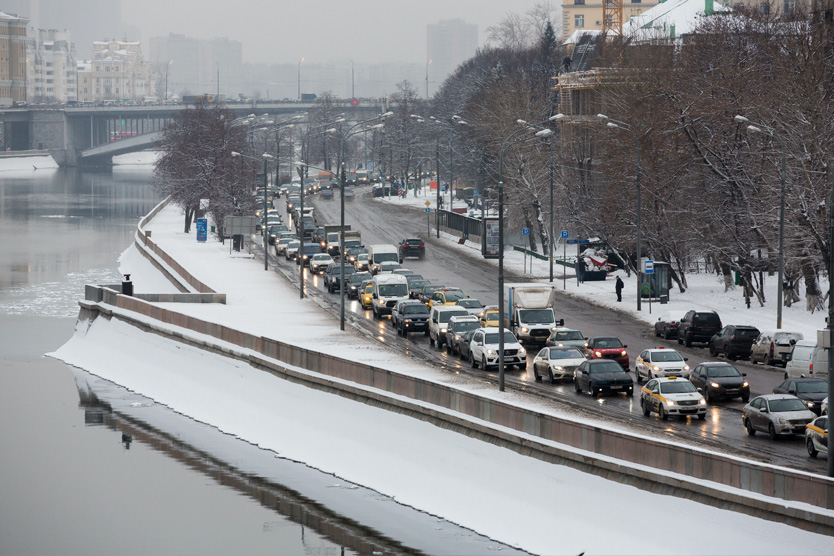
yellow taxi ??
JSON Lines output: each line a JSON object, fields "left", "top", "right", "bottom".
{"left": 805, "top": 415, "right": 828, "bottom": 458}
{"left": 428, "top": 288, "right": 468, "bottom": 307}
{"left": 360, "top": 282, "right": 374, "bottom": 310}
{"left": 480, "top": 307, "right": 500, "bottom": 328}
{"left": 640, "top": 376, "right": 707, "bottom": 420}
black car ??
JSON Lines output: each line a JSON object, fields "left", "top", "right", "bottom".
{"left": 573, "top": 359, "right": 634, "bottom": 397}
{"left": 347, "top": 271, "right": 372, "bottom": 299}
{"left": 689, "top": 362, "right": 749, "bottom": 402}
{"left": 420, "top": 285, "right": 445, "bottom": 305}
{"left": 296, "top": 244, "right": 324, "bottom": 266}
{"left": 458, "top": 330, "right": 477, "bottom": 361}
{"left": 399, "top": 238, "right": 425, "bottom": 260}
{"left": 773, "top": 378, "right": 829, "bottom": 415}
{"left": 677, "top": 310, "right": 722, "bottom": 347}
{"left": 391, "top": 300, "right": 430, "bottom": 336}
{"left": 709, "top": 325, "right": 760, "bottom": 360}
{"left": 409, "top": 279, "right": 431, "bottom": 299}
{"left": 324, "top": 265, "right": 356, "bottom": 293}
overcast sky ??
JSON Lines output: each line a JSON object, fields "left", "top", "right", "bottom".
{"left": 122, "top": 0, "right": 547, "bottom": 65}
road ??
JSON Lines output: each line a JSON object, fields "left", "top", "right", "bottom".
{"left": 265, "top": 186, "right": 824, "bottom": 474}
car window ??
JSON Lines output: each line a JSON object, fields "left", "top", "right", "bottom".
{"left": 553, "top": 330, "right": 584, "bottom": 341}
{"left": 751, "top": 398, "right": 762, "bottom": 409}
{"left": 773, "top": 332, "right": 802, "bottom": 344}
{"left": 659, "top": 381, "right": 697, "bottom": 394}
{"left": 706, "top": 365, "right": 741, "bottom": 377}
{"left": 796, "top": 381, "right": 828, "bottom": 394}
{"left": 593, "top": 338, "right": 623, "bottom": 349}
{"left": 588, "top": 361, "right": 623, "bottom": 374}
{"left": 403, "top": 305, "right": 429, "bottom": 315}
{"left": 549, "top": 348, "right": 584, "bottom": 359}
{"left": 453, "top": 321, "right": 480, "bottom": 333}
{"left": 769, "top": 398, "right": 810, "bottom": 412}
{"left": 651, "top": 351, "right": 684, "bottom": 362}
{"left": 736, "top": 328, "right": 759, "bottom": 338}
{"left": 694, "top": 313, "right": 720, "bottom": 325}
{"left": 640, "top": 350, "right": 648, "bottom": 360}
{"left": 537, "top": 348, "right": 548, "bottom": 358}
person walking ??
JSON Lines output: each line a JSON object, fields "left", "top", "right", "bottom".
{"left": 615, "top": 276, "right": 624, "bottom": 302}
{"left": 576, "top": 256, "right": 585, "bottom": 284}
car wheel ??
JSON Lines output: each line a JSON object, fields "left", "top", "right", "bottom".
{"left": 807, "top": 438, "right": 819, "bottom": 458}
{"left": 709, "top": 343, "right": 717, "bottom": 357}
{"left": 574, "top": 380, "right": 581, "bottom": 394}
{"left": 745, "top": 419, "right": 756, "bottom": 436}
{"left": 655, "top": 328, "right": 661, "bottom": 338}
{"left": 698, "top": 413, "right": 706, "bottom": 420}
{"left": 548, "top": 369, "right": 555, "bottom": 383}
{"left": 446, "top": 343, "right": 451, "bottom": 354}
{"left": 641, "top": 399, "right": 650, "bottom": 416}
{"left": 636, "top": 370, "right": 643, "bottom": 384}
{"left": 768, "top": 423, "right": 778, "bottom": 440}
{"left": 703, "top": 388, "right": 711, "bottom": 403}
{"left": 429, "top": 335, "right": 434, "bottom": 346}
{"left": 741, "top": 395, "right": 749, "bottom": 403}
{"left": 470, "top": 353, "right": 477, "bottom": 368}
{"left": 684, "top": 336, "right": 692, "bottom": 347}
{"left": 658, "top": 405, "right": 668, "bottom": 420}
{"left": 677, "top": 336, "right": 683, "bottom": 345}
{"left": 589, "top": 383, "right": 597, "bottom": 398}
{"left": 424, "top": 329, "right": 429, "bottom": 337}
{"left": 725, "top": 346, "right": 736, "bottom": 361}
{"left": 533, "top": 367, "right": 542, "bottom": 382}
{"left": 482, "top": 356, "right": 488, "bottom": 371}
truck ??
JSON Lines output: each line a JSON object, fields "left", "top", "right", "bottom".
{"left": 503, "top": 284, "right": 562, "bottom": 345}
{"left": 324, "top": 225, "right": 350, "bottom": 255}
{"left": 338, "top": 230, "right": 362, "bottom": 255}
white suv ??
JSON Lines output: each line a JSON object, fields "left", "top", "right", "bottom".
{"left": 468, "top": 327, "right": 526, "bottom": 371}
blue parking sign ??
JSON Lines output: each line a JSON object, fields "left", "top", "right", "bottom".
{"left": 561, "top": 230, "right": 569, "bottom": 239}
{"left": 522, "top": 228, "right": 530, "bottom": 236}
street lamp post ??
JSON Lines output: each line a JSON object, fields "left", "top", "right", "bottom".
{"left": 231, "top": 150, "right": 273, "bottom": 269}
{"left": 828, "top": 171, "right": 834, "bottom": 478}
{"left": 599, "top": 114, "right": 642, "bottom": 311}
{"left": 298, "top": 57, "right": 304, "bottom": 101}
{"left": 425, "top": 59, "right": 432, "bottom": 99}
{"left": 349, "top": 59, "right": 355, "bottom": 99}
{"left": 165, "top": 59, "right": 172, "bottom": 101}
{"left": 735, "top": 115, "right": 787, "bottom": 330}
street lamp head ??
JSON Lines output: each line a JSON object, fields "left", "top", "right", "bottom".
{"left": 326, "top": 128, "right": 338, "bottom": 134}
{"left": 747, "top": 125, "right": 764, "bottom": 134}
{"left": 734, "top": 115, "right": 749, "bottom": 123}
{"left": 535, "top": 129, "right": 553, "bottom": 137}
{"left": 230, "top": 151, "right": 241, "bottom": 157}
{"left": 597, "top": 114, "right": 609, "bottom": 120}
{"left": 516, "top": 119, "right": 528, "bottom": 125}
{"left": 381, "top": 111, "right": 394, "bottom": 118}
{"left": 606, "top": 122, "right": 619, "bottom": 129}
{"left": 550, "top": 113, "right": 565, "bottom": 121}
{"left": 262, "top": 153, "right": 274, "bottom": 159}
{"left": 457, "top": 120, "right": 468, "bottom": 125}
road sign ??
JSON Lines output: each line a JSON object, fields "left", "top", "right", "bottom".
{"left": 425, "top": 207, "right": 430, "bottom": 213}
{"left": 566, "top": 239, "right": 591, "bottom": 245}
{"left": 473, "top": 190, "right": 479, "bottom": 196}
{"left": 196, "top": 218, "right": 207, "bottom": 242}
{"left": 441, "top": 185, "right": 446, "bottom": 192}
{"left": 522, "top": 227, "right": 530, "bottom": 236}
{"left": 425, "top": 201, "right": 430, "bottom": 206}
{"left": 644, "top": 259, "right": 655, "bottom": 274}
{"left": 560, "top": 230, "right": 569, "bottom": 239}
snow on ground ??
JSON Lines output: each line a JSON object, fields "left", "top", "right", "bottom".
{"left": 377, "top": 191, "right": 827, "bottom": 341}
{"left": 48, "top": 200, "right": 834, "bottom": 553}
{"left": 0, "top": 154, "right": 59, "bottom": 172}
{"left": 117, "top": 241, "right": 181, "bottom": 294}
{"left": 51, "top": 316, "right": 834, "bottom": 556}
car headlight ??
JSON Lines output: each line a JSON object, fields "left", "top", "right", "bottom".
{"left": 667, "top": 399, "right": 675, "bottom": 406}
{"left": 520, "top": 327, "right": 528, "bottom": 334}
{"left": 806, "top": 401, "right": 815, "bottom": 408}
{"left": 519, "top": 348, "right": 526, "bottom": 356}
{"left": 595, "top": 351, "right": 602, "bottom": 357}
{"left": 742, "top": 381, "right": 749, "bottom": 387}
{"left": 486, "top": 349, "right": 496, "bottom": 356}
{"left": 710, "top": 382, "right": 720, "bottom": 388}
{"left": 455, "top": 335, "right": 461, "bottom": 340}
{"left": 620, "top": 350, "right": 627, "bottom": 357}
{"left": 699, "top": 398, "right": 707, "bottom": 405}
{"left": 683, "top": 365, "right": 690, "bottom": 371}
{"left": 551, "top": 365, "right": 565, "bottom": 372}
{"left": 776, "top": 416, "right": 788, "bottom": 424}
{"left": 440, "top": 328, "right": 447, "bottom": 333}
{"left": 653, "top": 365, "right": 661, "bottom": 372}
{"left": 477, "top": 312, "right": 484, "bottom": 317}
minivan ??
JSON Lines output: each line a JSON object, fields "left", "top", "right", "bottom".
{"left": 785, "top": 338, "right": 829, "bottom": 380}
{"left": 368, "top": 244, "right": 401, "bottom": 274}
{"left": 371, "top": 273, "right": 409, "bottom": 318}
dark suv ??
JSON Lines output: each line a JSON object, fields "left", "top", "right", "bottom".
{"left": 709, "top": 325, "right": 761, "bottom": 360}
{"left": 399, "top": 238, "right": 425, "bottom": 260}
{"left": 677, "top": 310, "right": 722, "bottom": 347}
{"left": 689, "top": 362, "right": 749, "bottom": 402}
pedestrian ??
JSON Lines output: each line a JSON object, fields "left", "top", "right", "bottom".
{"left": 576, "top": 256, "right": 585, "bottom": 284}
{"left": 615, "top": 276, "right": 624, "bottom": 302}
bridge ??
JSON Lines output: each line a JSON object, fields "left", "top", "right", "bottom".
{"left": 0, "top": 100, "right": 389, "bottom": 167}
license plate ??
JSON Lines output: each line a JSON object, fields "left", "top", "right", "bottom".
{"left": 610, "top": 385, "right": 622, "bottom": 390}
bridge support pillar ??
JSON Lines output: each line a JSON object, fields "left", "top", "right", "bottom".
{"left": 30, "top": 111, "right": 77, "bottom": 166}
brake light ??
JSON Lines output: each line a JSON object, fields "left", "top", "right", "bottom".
{"left": 731, "top": 335, "right": 735, "bottom": 340}
{"left": 769, "top": 342, "right": 774, "bottom": 357}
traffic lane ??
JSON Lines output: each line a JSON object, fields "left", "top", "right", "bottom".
{"left": 302, "top": 192, "right": 826, "bottom": 471}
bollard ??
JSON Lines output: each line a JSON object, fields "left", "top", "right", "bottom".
{"left": 122, "top": 274, "right": 133, "bottom": 296}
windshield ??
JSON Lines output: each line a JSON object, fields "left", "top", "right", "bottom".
{"left": 548, "top": 348, "right": 584, "bottom": 359}
{"left": 374, "top": 252, "right": 399, "bottom": 263}
{"left": 706, "top": 365, "right": 741, "bottom": 378}
{"left": 327, "top": 233, "right": 339, "bottom": 242}
{"left": 350, "top": 273, "right": 371, "bottom": 284}
{"left": 659, "top": 381, "right": 697, "bottom": 394}
{"left": 652, "top": 351, "right": 684, "bottom": 363}
{"left": 773, "top": 332, "right": 802, "bottom": 345}
{"left": 588, "top": 361, "right": 623, "bottom": 374}
{"left": 403, "top": 305, "right": 429, "bottom": 315}
{"left": 444, "top": 291, "right": 467, "bottom": 302}
{"left": 553, "top": 330, "right": 584, "bottom": 341}
{"left": 410, "top": 280, "right": 429, "bottom": 290}
{"left": 358, "top": 254, "right": 369, "bottom": 261}
{"left": 693, "top": 313, "right": 720, "bottom": 325}
{"left": 457, "top": 300, "right": 482, "bottom": 308}
{"left": 452, "top": 321, "right": 480, "bottom": 333}
{"left": 440, "top": 310, "right": 469, "bottom": 324}
{"left": 518, "top": 309, "right": 555, "bottom": 324}
{"left": 288, "top": 241, "right": 300, "bottom": 248}
{"left": 593, "top": 338, "right": 623, "bottom": 349}
{"left": 312, "top": 255, "right": 331, "bottom": 262}
{"left": 736, "top": 328, "right": 759, "bottom": 337}
{"left": 769, "top": 398, "right": 811, "bottom": 412}
{"left": 485, "top": 332, "right": 518, "bottom": 344}
{"left": 406, "top": 275, "right": 424, "bottom": 284}
{"left": 379, "top": 284, "right": 408, "bottom": 297}
{"left": 485, "top": 310, "right": 498, "bottom": 320}
{"left": 796, "top": 381, "right": 828, "bottom": 394}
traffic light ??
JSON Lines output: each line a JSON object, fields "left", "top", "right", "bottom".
{"left": 351, "top": 98, "right": 359, "bottom": 107}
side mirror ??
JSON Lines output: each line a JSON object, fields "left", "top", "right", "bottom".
{"left": 684, "top": 357, "right": 689, "bottom": 361}
{"left": 623, "top": 345, "right": 628, "bottom": 349}
{"left": 696, "top": 387, "right": 703, "bottom": 393}
{"left": 790, "top": 339, "right": 797, "bottom": 345}
{"left": 372, "top": 293, "right": 378, "bottom": 299}
{"left": 557, "top": 319, "right": 565, "bottom": 326}
{"left": 760, "top": 407, "right": 768, "bottom": 413}
{"left": 742, "top": 372, "right": 747, "bottom": 376}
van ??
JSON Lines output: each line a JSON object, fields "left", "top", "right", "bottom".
{"left": 368, "top": 244, "right": 401, "bottom": 274}
{"left": 429, "top": 305, "right": 471, "bottom": 348}
{"left": 785, "top": 336, "right": 829, "bottom": 380}
{"left": 371, "top": 274, "right": 409, "bottom": 318}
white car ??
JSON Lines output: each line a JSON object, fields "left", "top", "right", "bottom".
{"left": 468, "top": 327, "right": 526, "bottom": 371}
{"left": 640, "top": 376, "right": 707, "bottom": 420}
{"left": 377, "top": 261, "right": 401, "bottom": 274}
{"left": 532, "top": 346, "right": 586, "bottom": 382}
{"left": 456, "top": 298, "right": 485, "bottom": 318}
{"left": 634, "top": 347, "right": 690, "bottom": 382}
{"left": 285, "top": 240, "right": 300, "bottom": 260}
{"left": 309, "top": 253, "right": 333, "bottom": 274}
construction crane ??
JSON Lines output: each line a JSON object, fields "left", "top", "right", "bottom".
{"left": 602, "top": 0, "right": 624, "bottom": 42}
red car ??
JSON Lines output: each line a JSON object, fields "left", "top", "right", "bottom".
{"left": 585, "top": 337, "right": 629, "bottom": 371}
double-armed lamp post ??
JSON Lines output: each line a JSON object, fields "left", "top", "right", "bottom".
{"left": 231, "top": 150, "right": 273, "bottom": 269}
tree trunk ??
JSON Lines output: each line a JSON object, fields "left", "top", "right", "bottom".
{"left": 801, "top": 256, "right": 824, "bottom": 313}
{"left": 184, "top": 207, "right": 194, "bottom": 233}
{"left": 522, "top": 207, "right": 538, "bottom": 253}
{"left": 720, "top": 262, "right": 733, "bottom": 292}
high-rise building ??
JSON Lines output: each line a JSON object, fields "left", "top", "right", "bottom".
{"left": 0, "top": 10, "right": 27, "bottom": 104}
{"left": 76, "top": 38, "right": 156, "bottom": 103}
{"left": 149, "top": 34, "right": 243, "bottom": 99}
{"left": 426, "top": 19, "right": 478, "bottom": 97}
{"left": 26, "top": 28, "right": 77, "bottom": 103}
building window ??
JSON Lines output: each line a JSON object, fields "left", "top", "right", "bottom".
{"left": 760, "top": 1, "right": 770, "bottom": 12}
{"left": 575, "top": 0, "right": 585, "bottom": 4}
{"left": 95, "top": 88, "right": 100, "bottom": 94}
{"left": 83, "top": 88, "right": 87, "bottom": 94}
{"left": 575, "top": 14, "right": 585, "bottom": 27}
{"left": 783, "top": 0, "right": 794, "bottom": 11}
{"left": 95, "top": 66, "right": 100, "bottom": 71}
{"left": 83, "top": 77, "right": 87, "bottom": 83}
{"left": 105, "top": 66, "right": 110, "bottom": 72}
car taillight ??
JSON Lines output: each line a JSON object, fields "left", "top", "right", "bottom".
{"left": 769, "top": 342, "right": 774, "bottom": 357}
{"left": 419, "top": 244, "right": 424, "bottom": 248}
{"left": 730, "top": 335, "right": 735, "bottom": 340}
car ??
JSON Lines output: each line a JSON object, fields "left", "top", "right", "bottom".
{"left": 312, "top": 226, "right": 327, "bottom": 247}
{"left": 372, "top": 273, "right": 410, "bottom": 318}
{"left": 274, "top": 236, "right": 297, "bottom": 257}
{"left": 324, "top": 264, "right": 356, "bottom": 293}
{"left": 286, "top": 195, "right": 301, "bottom": 213}
{"left": 391, "top": 300, "right": 430, "bottom": 336}
{"left": 709, "top": 325, "right": 761, "bottom": 360}
{"left": 545, "top": 327, "right": 587, "bottom": 349}
{"left": 354, "top": 253, "right": 371, "bottom": 272}
{"left": 296, "top": 244, "right": 323, "bottom": 266}
{"left": 445, "top": 315, "right": 482, "bottom": 355}
{"left": 399, "top": 238, "right": 426, "bottom": 260}
{"left": 468, "top": 327, "right": 527, "bottom": 371}
{"left": 392, "top": 268, "right": 415, "bottom": 277}
{"left": 585, "top": 337, "right": 629, "bottom": 371}
{"left": 455, "top": 298, "right": 485, "bottom": 318}
{"left": 574, "top": 359, "right": 635, "bottom": 397}
{"left": 420, "top": 284, "right": 445, "bottom": 305}
{"left": 266, "top": 225, "right": 289, "bottom": 245}
{"left": 346, "top": 247, "right": 367, "bottom": 265}
{"left": 640, "top": 376, "right": 706, "bottom": 420}
{"left": 408, "top": 279, "right": 431, "bottom": 299}
{"left": 309, "top": 253, "right": 333, "bottom": 274}
{"left": 360, "top": 282, "right": 374, "bottom": 310}
{"left": 654, "top": 311, "right": 684, "bottom": 339}
{"left": 457, "top": 330, "right": 478, "bottom": 361}
{"left": 480, "top": 306, "right": 500, "bottom": 328}
{"left": 429, "top": 288, "right": 468, "bottom": 307}
{"left": 634, "top": 347, "right": 690, "bottom": 382}
{"left": 742, "top": 394, "right": 816, "bottom": 439}
{"left": 344, "top": 188, "right": 355, "bottom": 201}
{"left": 532, "top": 346, "right": 586, "bottom": 382}
{"left": 785, "top": 340, "right": 830, "bottom": 380}
{"left": 429, "top": 305, "right": 471, "bottom": 348}
{"left": 677, "top": 310, "right": 722, "bottom": 347}
{"left": 285, "top": 240, "right": 301, "bottom": 260}
{"left": 688, "top": 362, "right": 750, "bottom": 402}
{"left": 750, "top": 330, "right": 803, "bottom": 366}
{"left": 320, "top": 188, "right": 334, "bottom": 200}
{"left": 326, "top": 233, "right": 341, "bottom": 256}
{"left": 772, "top": 378, "right": 829, "bottom": 415}
{"left": 347, "top": 271, "right": 373, "bottom": 299}
{"left": 405, "top": 273, "right": 424, "bottom": 286}
{"left": 805, "top": 415, "right": 829, "bottom": 458}
{"left": 377, "top": 261, "right": 402, "bottom": 274}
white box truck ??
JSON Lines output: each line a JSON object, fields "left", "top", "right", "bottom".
{"left": 338, "top": 230, "right": 362, "bottom": 254}
{"left": 504, "top": 283, "right": 561, "bottom": 345}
